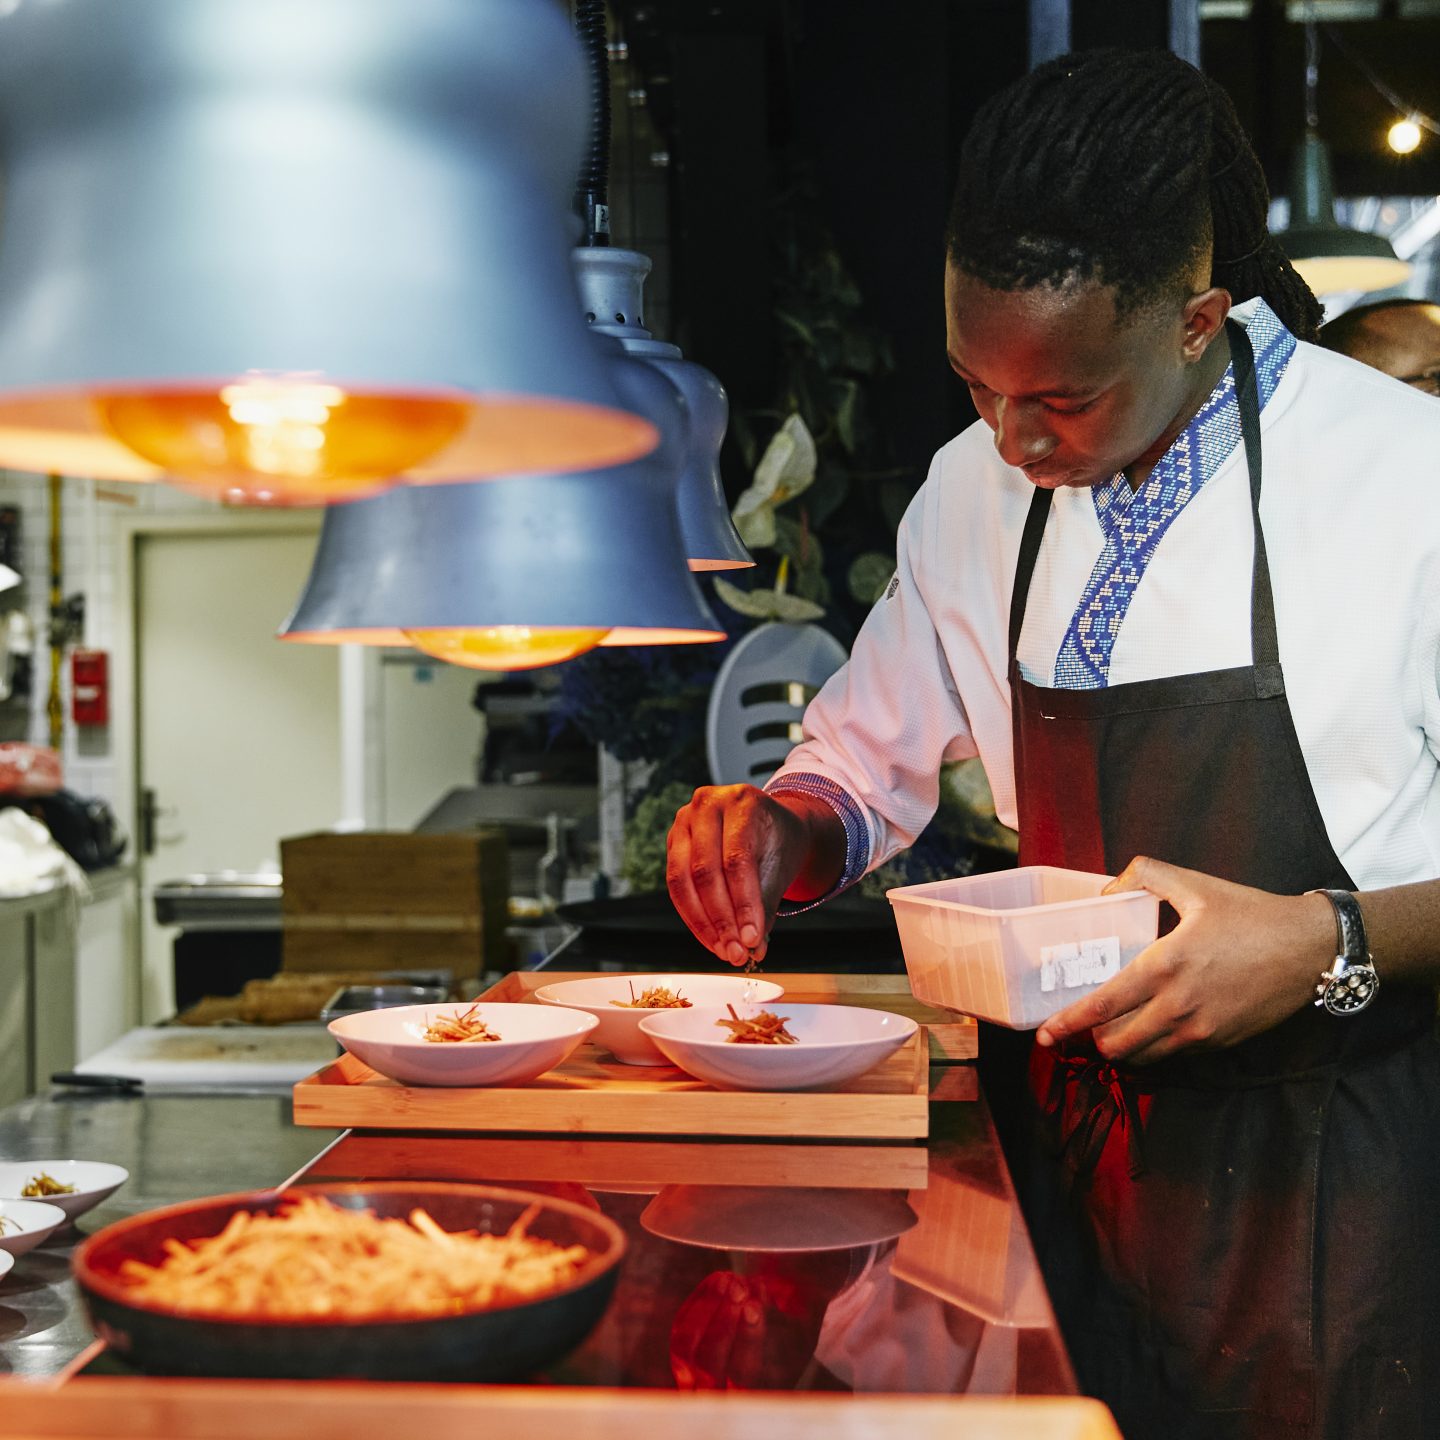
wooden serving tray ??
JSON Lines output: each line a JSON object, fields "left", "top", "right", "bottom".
{"left": 294, "top": 1030, "right": 930, "bottom": 1140}
{"left": 0, "top": 1378, "right": 1123, "bottom": 1440}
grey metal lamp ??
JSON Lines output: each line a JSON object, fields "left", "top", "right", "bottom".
{"left": 575, "top": 248, "right": 753, "bottom": 571}
{"left": 0, "top": 0, "right": 658, "bottom": 505}
{"left": 280, "top": 338, "right": 724, "bottom": 669}
{"left": 1277, "top": 22, "right": 1411, "bottom": 297}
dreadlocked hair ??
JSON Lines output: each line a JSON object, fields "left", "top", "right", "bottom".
{"left": 946, "top": 49, "right": 1324, "bottom": 341}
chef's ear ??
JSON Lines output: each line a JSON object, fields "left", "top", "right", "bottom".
{"left": 1180, "top": 287, "right": 1232, "bottom": 363}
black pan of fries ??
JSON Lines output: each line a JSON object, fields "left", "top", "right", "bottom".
{"left": 72, "top": 1182, "right": 625, "bottom": 1381}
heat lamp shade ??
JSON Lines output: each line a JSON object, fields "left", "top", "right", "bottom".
{"left": 0, "top": 0, "right": 657, "bottom": 484}
{"left": 280, "top": 348, "right": 723, "bottom": 647}
{"left": 1278, "top": 131, "right": 1412, "bottom": 297}
{"left": 573, "top": 248, "right": 752, "bottom": 571}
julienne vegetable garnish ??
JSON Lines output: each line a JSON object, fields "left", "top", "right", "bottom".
{"left": 609, "top": 982, "right": 691, "bottom": 1010}
{"left": 422, "top": 1003, "right": 501, "bottom": 1044}
{"left": 715, "top": 1004, "right": 798, "bottom": 1045}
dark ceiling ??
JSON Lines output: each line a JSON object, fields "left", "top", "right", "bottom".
{"left": 609, "top": 0, "right": 1440, "bottom": 491}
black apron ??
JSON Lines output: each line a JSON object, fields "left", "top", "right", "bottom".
{"left": 1003, "top": 322, "right": 1440, "bottom": 1439}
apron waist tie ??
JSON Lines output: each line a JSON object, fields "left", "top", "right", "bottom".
{"left": 1044, "top": 1054, "right": 1149, "bottom": 1187}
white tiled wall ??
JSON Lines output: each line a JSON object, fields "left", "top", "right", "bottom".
{"left": 0, "top": 469, "right": 220, "bottom": 809}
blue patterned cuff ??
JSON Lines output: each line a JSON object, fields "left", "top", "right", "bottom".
{"left": 764, "top": 773, "right": 871, "bottom": 915}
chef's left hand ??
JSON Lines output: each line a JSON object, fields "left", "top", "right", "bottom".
{"left": 1035, "top": 856, "right": 1336, "bottom": 1066}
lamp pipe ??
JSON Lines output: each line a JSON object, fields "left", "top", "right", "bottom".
{"left": 573, "top": 0, "right": 611, "bottom": 246}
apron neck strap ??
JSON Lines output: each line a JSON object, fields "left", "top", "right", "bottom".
{"left": 1007, "top": 316, "right": 1280, "bottom": 681}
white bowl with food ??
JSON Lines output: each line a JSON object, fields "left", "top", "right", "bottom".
{"left": 0, "top": 1197, "right": 68, "bottom": 1257}
{"left": 533, "top": 973, "right": 785, "bottom": 1065}
{"left": 638, "top": 1003, "right": 918, "bottom": 1092}
{"left": 328, "top": 1002, "right": 597, "bottom": 1087}
{"left": 0, "top": 1161, "right": 129, "bottom": 1223}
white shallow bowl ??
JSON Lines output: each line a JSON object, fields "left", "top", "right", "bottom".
{"left": 534, "top": 973, "right": 785, "bottom": 1065}
{"left": 0, "top": 1250, "right": 13, "bottom": 1284}
{"left": 328, "top": 1002, "right": 598, "bottom": 1087}
{"left": 0, "top": 1198, "right": 68, "bottom": 1257}
{"left": 639, "top": 1003, "right": 918, "bottom": 1092}
{"left": 0, "top": 1161, "right": 129, "bottom": 1222}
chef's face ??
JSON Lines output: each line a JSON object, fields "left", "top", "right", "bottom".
{"left": 944, "top": 261, "right": 1226, "bottom": 489}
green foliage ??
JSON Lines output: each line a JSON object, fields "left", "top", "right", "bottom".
{"left": 621, "top": 781, "right": 697, "bottom": 893}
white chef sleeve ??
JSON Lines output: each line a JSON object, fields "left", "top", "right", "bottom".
{"left": 766, "top": 467, "right": 979, "bottom": 908}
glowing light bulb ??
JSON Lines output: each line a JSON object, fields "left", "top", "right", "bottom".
{"left": 94, "top": 373, "right": 471, "bottom": 504}
{"left": 1388, "top": 118, "right": 1423, "bottom": 155}
{"left": 404, "top": 626, "right": 611, "bottom": 671}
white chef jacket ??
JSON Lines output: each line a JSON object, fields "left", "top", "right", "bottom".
{"left": 769, "top": 302, "right": 1440, "bottom": 896}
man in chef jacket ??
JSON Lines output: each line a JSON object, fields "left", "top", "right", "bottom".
{"left": 666, "top": 49, "right": 1440, "bottom": 1440}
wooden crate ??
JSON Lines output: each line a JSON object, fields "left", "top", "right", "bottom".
{"left": 280, "top": 830, "right": 509, "bottom": 980}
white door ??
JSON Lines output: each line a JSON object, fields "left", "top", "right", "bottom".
{"left": 136, "top": 527, "right": 340, "bottom": 1020}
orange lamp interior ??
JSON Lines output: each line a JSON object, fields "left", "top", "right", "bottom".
{"left": 403, "top": 626, "right": 613, "bottom": 671}
{"left": 96, "top": 380, "right": 469, "bottom": 505}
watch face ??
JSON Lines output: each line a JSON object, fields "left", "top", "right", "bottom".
{"left": 1322, "top": 965, "right": 1379, "bottom": 1016}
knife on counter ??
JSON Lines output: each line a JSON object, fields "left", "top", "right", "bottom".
{"left": 50, "top": 1072, "right": 144, "bottom": 1095}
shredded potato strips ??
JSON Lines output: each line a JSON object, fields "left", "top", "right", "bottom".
{"left": 609, "top": 982, "right": 691, "bottom": 1010}
{"left": 716, "top": 1004, "right": 798, "bottom": 1045}
{"left": 422, "top": 1003, "right": 501, "bottom": 1044}
{"left": 115, "top": 1194, "right": 591, "bottom": 1320}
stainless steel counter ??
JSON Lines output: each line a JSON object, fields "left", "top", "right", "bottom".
{"left": 0, "top": 1091, "right": 340, "bottom": 1376}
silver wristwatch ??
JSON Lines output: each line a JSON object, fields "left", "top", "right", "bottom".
{"left": 1310, "top": 888, "right": 1379, "bottom": 1016}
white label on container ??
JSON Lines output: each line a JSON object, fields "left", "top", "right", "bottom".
{"left": 1039, "top": 936, "right": 1122, "bottom": 992}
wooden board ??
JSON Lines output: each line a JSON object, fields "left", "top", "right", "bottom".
{"left": 0, "top": 1377, "right": 1124, "bottom": 1440}
{"left": 280, "top": 830, "right": 510, "bottom": 978}
{"left": 483, "top": 970, "right": 979, "bottom": 1061}
{"left": 300, "top": 1128, "right": 932, "bottom": 1190}
{"left": 293, "top": 1032, "right": 931, "bottom": 1139}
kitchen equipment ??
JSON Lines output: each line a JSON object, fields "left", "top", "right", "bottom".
{"left": 73, "top": 1183, "right": 626, "bottom": 1381}
{"left": 327, "top": 1002, "right": 597, "bottom": 1087}
{"left": 533, "top": 972, "right": 785, "bottom": 1065}
{"left": 639, "top": 1004, "right": 919, "bottom": 1092}
{"left": 319, "top": 984, "right": 450, "bottom": 1027}
{"left": 0, "top": 1161, "right": 128, "bottom": 1222}
{"left": 887, "top": 867, "right": 1160, "bottom": 1029}
{"left": 551, "top": 889, "right": 904, "bottom": 973}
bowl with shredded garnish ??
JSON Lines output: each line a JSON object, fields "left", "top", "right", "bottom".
{"left": 0, "top": 1160, "right": 129, "bottom": 1223}
{"left": 327, "top": 1002, "right": 597, "bottom": 1086}
{"left": 0, "top": 1198, "right": 67, "bottom": 1257}
{"left": 638, "top": 1003, "right": 918, "bottom": 1091}
{"left": 73, "top": 1182, "right": 626, "bottom": 1380}
{"left": 533, "top": 973, "right": 784, "bottom": 1065}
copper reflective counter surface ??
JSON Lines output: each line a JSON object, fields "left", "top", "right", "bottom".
{"left": 0, "top": 1075, "right": 1072, "bottom": 1400}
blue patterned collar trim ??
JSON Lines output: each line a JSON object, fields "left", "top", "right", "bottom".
{"left": 1052, "top": 300, "right": 1296, "bottom": 690}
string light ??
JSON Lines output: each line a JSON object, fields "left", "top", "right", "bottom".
{"left": 1322, "top": 23, "right": 1439, "bottom": 158}
{"left": 1388, "top": 117, "right": 1423, "bottom": 156}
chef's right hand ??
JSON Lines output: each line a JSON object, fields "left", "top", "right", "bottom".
{"left": 666, "top": 786, "right": 844, "bottom": 967}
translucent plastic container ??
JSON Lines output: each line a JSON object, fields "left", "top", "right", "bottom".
{"left": 886, "top": 867, "right": 1160, "bottom": 1029}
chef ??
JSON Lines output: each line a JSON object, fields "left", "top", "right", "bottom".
{"left": 665, "top": 49, "right": 1440, "bottom": 1440}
